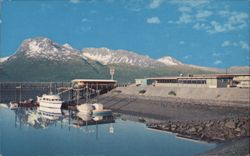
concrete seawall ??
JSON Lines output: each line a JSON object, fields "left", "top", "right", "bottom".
{"left": 115, "top": 86, "right": 250, "bottom": 103}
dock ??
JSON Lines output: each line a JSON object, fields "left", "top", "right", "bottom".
{"left": 1, "top": 79, "right": 117, "bottom": 107}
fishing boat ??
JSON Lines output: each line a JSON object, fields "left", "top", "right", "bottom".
{"left": 37, "top": 83, "right": 63, "bottom": 109}
{"left": 37, "top": 94, "right": 63, "bottom": 109}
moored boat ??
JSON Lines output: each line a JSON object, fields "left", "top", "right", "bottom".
{"left": 76, "top": 103, "right": 112, "bottom": 116}
{"left": 76, "top": 104, "right": 93, "bottom": 115}
{"left": 37, "top": 94, "right": 62, "bottom": 109}
{"left": 9, "top": 102, "right": 18, "bottom": 109}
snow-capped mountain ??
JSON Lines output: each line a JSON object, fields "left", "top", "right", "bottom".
{"left": 0, "top": 56, "right": 9, "bottom": 63}
{"left": 82, "top": 48, "right": 166, "bottom": 67}
{"left": 157, "top": 56, "right": 183, "bottom": 66}
{"left": 0, "top": 37, "right": 109, "bottom": 82}
{"left": 13, "top": 37, "right": 83, "bottom": 62}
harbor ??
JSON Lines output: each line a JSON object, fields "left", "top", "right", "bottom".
{"left": 0, "top": 106, "right": 216, "bottom": 156}
{"left": 0, "top": 77, "right": 249, "bottom": 155}
{"left": 1, "top": 0, "right": 249, "bottom": 155}
{"left": 0, "top": 79, "right": 117, "bottom": 109}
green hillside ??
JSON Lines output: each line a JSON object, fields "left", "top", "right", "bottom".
{"left": 110, "top": 64, "right": 217, "bottom": 83}
{"left": 0, "top": 60, "right": 217, "bottom": 83}
{"left": 0, "top": 56, "right": 110, "bottom": 82}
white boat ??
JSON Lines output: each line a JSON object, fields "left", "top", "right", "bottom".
{"left": 77, "top": 103, "right": 112, "bottom": 116}
{"left": 9, "top": 102, "right": 18, "bottom": 109}
{"left": 37, "top": 94, "right": 62, "bottom": 109}
{"left": 76, "top": 104, "right": 93, "bottom": 115}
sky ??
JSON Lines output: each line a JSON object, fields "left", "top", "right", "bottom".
{"left": 0, "top": 0, "right": 249, "bottom": 68}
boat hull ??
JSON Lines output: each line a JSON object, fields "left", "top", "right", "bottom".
{"left": 38, "top": 101, "right": 62, "bottom": 109}
{"left": 37, "top": 107, "right": 62, "bottom": 120}
{"left": 37, "top": 99, "right": 62, "bottom": 109}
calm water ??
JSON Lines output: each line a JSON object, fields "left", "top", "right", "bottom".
{"left": 0, "top": 87, "right": 216, "bottom": 156}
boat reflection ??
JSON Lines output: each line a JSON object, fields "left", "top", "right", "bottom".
{"left": 14, "top": 107, "right": 63, "bottom": 129}
{"left": 13, "top": 106, "right": 115, "bottom": 135}
{"left": 73, "top": 112, "right": 114, "bottom": 127}
{"left": 37, "top": 107, "right": 63, "bottom": 121}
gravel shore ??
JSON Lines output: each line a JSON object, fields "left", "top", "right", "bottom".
{"left": 95, "top": 89, "right": 250, "bottom": 155}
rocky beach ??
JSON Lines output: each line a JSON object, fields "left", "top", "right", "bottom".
{"left": 95, "top": 86, "right": 250, "bottom": 155}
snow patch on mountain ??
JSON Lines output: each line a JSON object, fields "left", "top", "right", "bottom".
{"left": 83, "top": 48, "right": 112, "bottom": 65}
{"left": 82, "top": 47, "right": 165, "bottom": 67}
{"left": 0, "top": 56, "right": 9, "bottom": 63}
{"left": 63, "top": 43, "right": 75, "bottom": 51}
{"left": 157, "top": 56, "right": 183, "bottom": 66}
{"left": 15, "top": 37, "right": 83, "bottom": 62}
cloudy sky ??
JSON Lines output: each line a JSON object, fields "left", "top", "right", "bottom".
{"left": 0, "top": 0, "right": 249, "bottom": 68}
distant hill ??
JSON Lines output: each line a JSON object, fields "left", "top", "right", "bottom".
{"left": 1, "top": 37, "right": 247, "bottom": 83}
{"left": 0, "top": 37, "right": 109, "bottom": 81}
{"left": 227, "top": 66, "right": 250, "bottom": 74}
{"left": 109, "top": 64, "right": 216, "bottom": 83}
{"left": 82, "top": 47, "right": 225, "bottom": 73}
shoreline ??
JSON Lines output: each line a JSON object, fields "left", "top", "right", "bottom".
{"left": 96, "top": 89, "right": 250, "bottom": 155}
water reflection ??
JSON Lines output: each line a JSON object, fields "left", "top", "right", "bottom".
{"left": 0, "top": 104, "right": 216, "bottom": 156}
{"left": 0, "top": 88, "right": 216, "bottom": 156}
{"left": 14, "top": 107, "right": 115, "bottom": 133}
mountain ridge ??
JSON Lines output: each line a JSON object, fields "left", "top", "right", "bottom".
{"left": 157, "top": 56, "right": 183, "bottom": 66}
{"left": 82, "top": 47, "right": 166, "bottom": 67}
{"left": 12, "top": 37, "right": 83, "bottom": 62}
{"left": 0, "top": 37, "right": 249, "bottom": 82}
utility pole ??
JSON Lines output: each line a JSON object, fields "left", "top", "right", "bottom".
{"left": 110, "top": 67, "right": 115, "bottom": 80}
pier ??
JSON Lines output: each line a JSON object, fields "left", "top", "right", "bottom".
{"left": 58, "top": 79, "right": 117, "bottom": 105}
{"left": 0, "top": 79, "right": 117, "bottom": 105}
